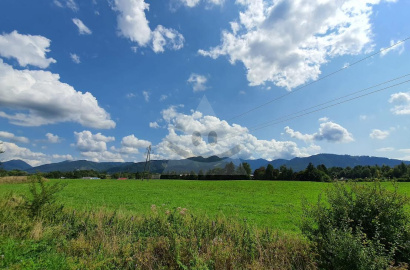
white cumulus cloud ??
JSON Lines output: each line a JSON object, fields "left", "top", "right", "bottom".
{"left": 369, "top": 129, "right": 390, "bottom": 140}
{"left": 73, "top": 132, "right": 150, "bottom": 161}
{"left": 380, "top": 39, "right": 405, "bottom": 57}
{"left": 284, "top": 127, "right": 314, "bottom": 142}
{"left": 73, "top": 131, "right": 136, "bottom": 162}
{"left": 112, "top": 134, "right": 151, "bottom": 154}
{"left": 72, "top": 18, "right": 92, "bottom": 35}
{"left": 153, "top": 106, "right": 320, "bottom": 160}
{"left": 179, "top": 0, "right": 200, "bottom": 7}
{"left": 80, "top": 151, "right": 124, "bottom": 162}
{"left": 0, "top": 142, "right": 48, "bottom": 166}
{"left": 46, "top": 133, "right": 61, "bottom": 143}
{"left": 285, "top": 120, "right": 354, "bottom": 143}
{"left": 389, "top": 91, "right": 410, "bottom": 115}
{"left": 126, "top": 93, "right": 136, "bottom": 99}
{"left": 66, "top": 0, "right": 79, "bottom": 11}
{"left": 121, "top": 134, "right": 151, "bottom": 148}
{"left": 178, "top": 0, "right": 224, "bottom": 8}
{"left": 70, "top": 53, "right": 81, "bottom": 64}
{"left": 112, "top": 0, "right": 184, "bottom": 53}
{"left": 0, "top": 60, "right": 116, "bottom": 129}
{"left": 52, "top": 154, "right": 73, "bottom": 160}
{"left": 199, "top": 0, "right": 393, "bottom": 89}
{"left": 0, "top": 131, "right": 29, "bottom": 143}
{"left": 0, "top": 31, "right": 56, "bottom": 68}
{"left": 187, "top": 73, "right": 207, "bottom": 92}
{"left": 54, "top": 0, "right": 79, "bottom": 11}
{"left": 149, "top": 121, "right": 160, "bottom": 128}
{"left": 152, "top": 25, "right": 184, "bottom": 53}
{"left": 142, "top": 91, "right": 150, "bottom": 102}
{"left": 74, "top": 130, "right": 115, "bottom": 152}
{"left": 376, "top": 147, "right": 395, "bottom": 152}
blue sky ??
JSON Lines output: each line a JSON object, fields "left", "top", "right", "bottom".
{"left": 0, "top": 0, "right": 409, "bottom": 166}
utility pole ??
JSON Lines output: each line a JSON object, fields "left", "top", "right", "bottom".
{"left": 142, "top": 145, "right": 151, "bottom": 181}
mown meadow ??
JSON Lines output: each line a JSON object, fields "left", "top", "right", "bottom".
{"left": 1, "top": 178, "right": 410, "bottom": 269}
{"left": 2, "top": 179, "right": 410, "bottom": 232}
{"left": 1, "top": 179, "right": 331, "bottom": 233}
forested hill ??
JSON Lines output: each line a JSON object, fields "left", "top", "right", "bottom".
{"left": 0, "top": 160, "right": 32, "bottom": 171}
{"left": 270, "top": 154, "right": 410, "bottom": 172}
{"left": 1, "top": 153, "right": 409, "bottom": 173}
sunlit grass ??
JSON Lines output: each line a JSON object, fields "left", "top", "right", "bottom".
{"left": 1, "top": 179, "right": 410, "bottom": 232}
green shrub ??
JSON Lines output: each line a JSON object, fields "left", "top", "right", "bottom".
{"left": 301, "top": 182, "right": 410, "bottom": 269}
{"left": 24, "top": 174, "right": 66, "bottom": 218}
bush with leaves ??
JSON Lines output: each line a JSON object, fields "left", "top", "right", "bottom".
{"left": 301, "top": 182, "right": 410, "bottom": 269}
{"left": 24, "top": 174, "right": 66, "bottom": 218}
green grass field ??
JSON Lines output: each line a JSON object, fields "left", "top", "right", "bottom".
{"left": 1, "top": 179, "right": 410, "bottom": 233}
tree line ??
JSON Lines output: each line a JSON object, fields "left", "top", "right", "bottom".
{"left": 252, "top": 161, "right": 410, "bottom": 181}
{"left": 1, "top": 160, "right": 410, "bottom": 181}
{"left": 161, "top": 161, "right": 410, "bottom": 182}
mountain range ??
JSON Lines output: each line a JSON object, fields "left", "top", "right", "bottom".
{"left": 1, "top": 154, "right": 409, "bottom": 174}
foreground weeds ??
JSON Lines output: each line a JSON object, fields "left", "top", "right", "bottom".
{"left": 0, "top": 176, "right": 315, "bottom": 269}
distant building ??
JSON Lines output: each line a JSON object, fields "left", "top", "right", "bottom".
{"left": 82, "top": 177, "right": 100, "bottom": 180}
{"left": 117, "top": 177, "right": 128, "bottom": 180}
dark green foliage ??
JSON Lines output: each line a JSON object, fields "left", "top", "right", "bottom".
{"left": 24, "top": 174, "right": 67, "bottom": 218}
{"left": 296, "top": 163, "right": 331, "bottom": 182}
{"left": 301, "top": 182, "right": 410, "bottom": 269}
{"left": 265, "top": 164, "right": 274, "bottom": 180}
{"left": 242, "top": 162, "right": 252, "bottom": 176}
{"left": 253, "top": 166, "right": 266, "bottom": 179}
{"left": 224, "top": 161, "right": 235, "bottom": 175}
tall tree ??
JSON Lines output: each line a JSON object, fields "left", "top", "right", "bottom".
{"left": 242, "top": 162, "right": 252, "bottom": 176}
{"left": 265, "top": 164, "right": 274, "bottom": 180}
{"left": 224, "top": 162, "right": 235, "bottom": 175}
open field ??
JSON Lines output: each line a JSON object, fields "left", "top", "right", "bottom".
{"left": 2, "top": 179, "right": 410, "bottom": 232}
{"left": 2, "top": 179, "right": 410, "bottom": 269}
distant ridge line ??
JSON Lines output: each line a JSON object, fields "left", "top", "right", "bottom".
{"left": 2, "top": 154, "right": 409, "bottom": 173}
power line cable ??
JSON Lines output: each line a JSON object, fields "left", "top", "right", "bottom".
{"left": 217, "top": 76, "right": 410, "bottom": 143}
{"left": 227, "top": 37, "right": 410, "bottom": 121}
{"left": 251, "top": 79, "right": 410, "bottom": 132}
{"left": 249, "top": 73, "right": 410, "bottom": 130}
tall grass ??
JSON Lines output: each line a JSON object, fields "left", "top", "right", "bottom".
{"left": 0, "top": 176, "right": 48, "bottom": 184}
{"left": 0, "top": 176, "right": 316, "bottom": 269}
